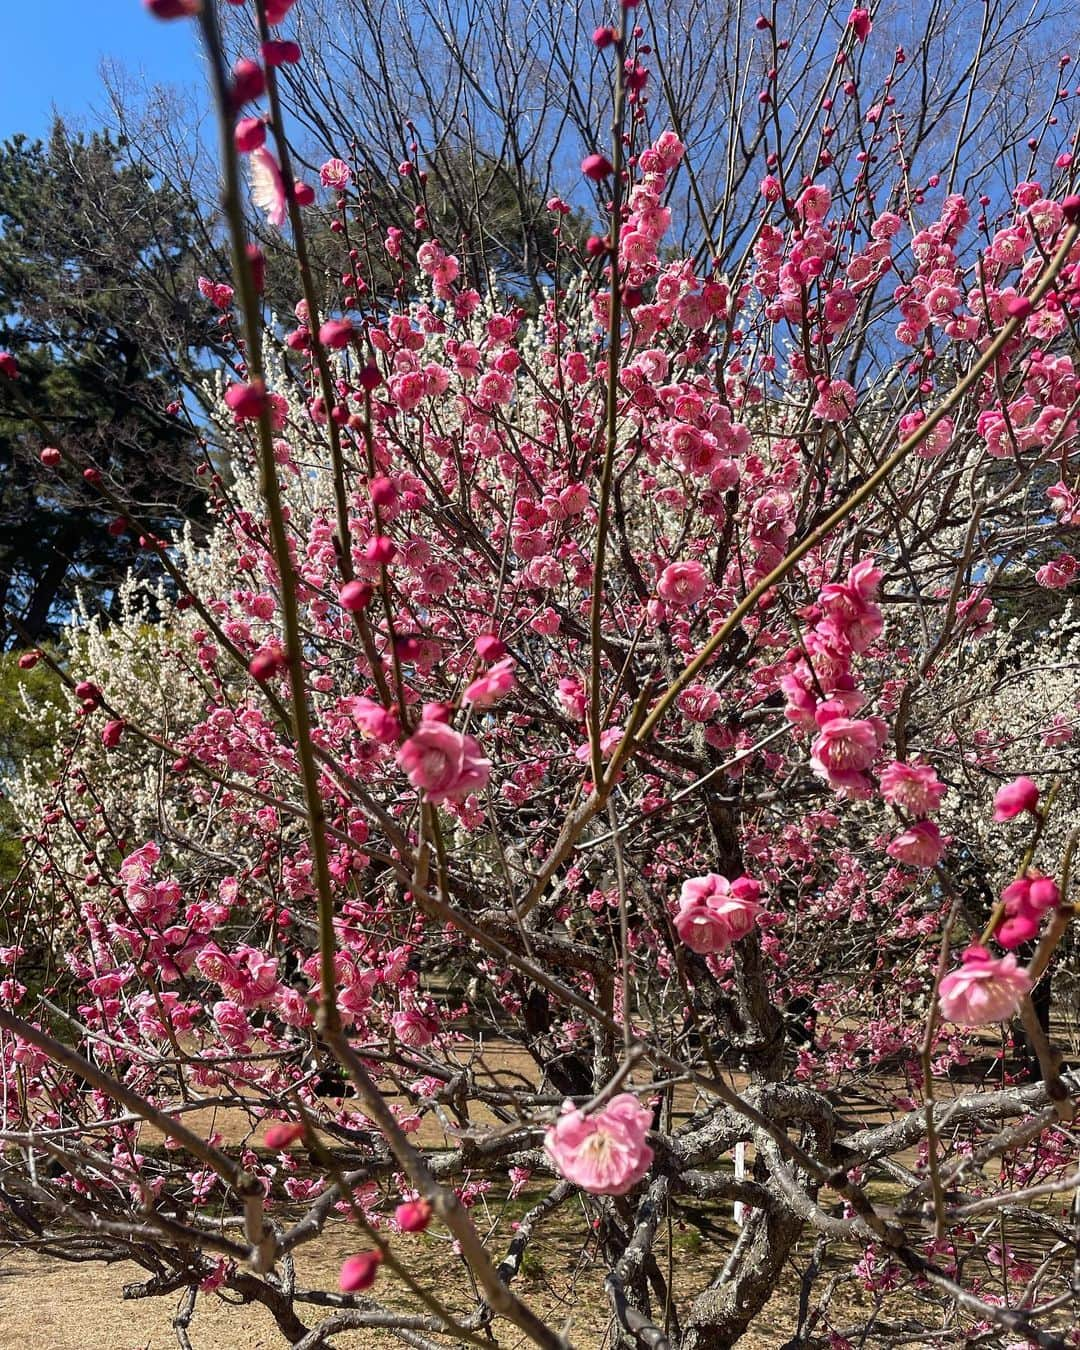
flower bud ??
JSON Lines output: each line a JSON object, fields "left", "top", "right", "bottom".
{"left": 339, "top": 1250, "right": 382, "bottom": 1292}
{"left": 369, "top": 476, "right": 397, "bottom": 507}
{"left": 102, "top": 720, "right": 125, "bottom": 749}
{"left": 319, "top": 318, "right": 354, "bottom": 349}
{"left": 475, "top": 634, "right": 507, "bottom": 661}
{"left": 224, "top": 381, "right": 268, "bottom": 420}
{"left": 261, "top": 40, "right": 301, "bottom": 67}
{"left": 364, "top": 535, "right": 396, "bottom": 564}
{"left": 144, "top": 0, "right": 202, "bottom": 17}
{"left": 234, "top": 116, "right": 266, "bottom": 152}
{"left": 993, "top": 776, "right": 1039, "bottom": 822}
{"left": 581, "top": 153, "right": 614, "bottom": 181}
{"left": 264, "top": 1122, "right": 305, "bottom": 1149}
{"left": 1004, "top": 295, "right": 1033, "bottom": 320}
{"left": 249, "top": 648, "right": 287, "bottom": 681}
{"left": 395, "top": 1198, "right": 432, "bottom": 1233}
{"left": 75, "top": 681, "right": 102, "bottom": 708}
{"left": 230, "top": 59, "right": 266, "bottom": 110}
{"left": 339, "top": 581, "right": 373, "bottom": 612}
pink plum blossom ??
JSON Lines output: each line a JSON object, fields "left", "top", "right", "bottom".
{"left": 674, "top": 874, "right": 763, "bottom": 953}
{"left": 463, "top": 658, "right": 517, "bottom": 707}
{"left": 878, "top": 760, "right": 946, "bottom": 816}
{"left": 938, "top": 947, "right": 1031, "bottom": 1025}
{"left": 993, "top": 777, "right": 1040, "bottom": 821}
{"left": 396, "top": 722, "right": 491, "bottom": 803}
{"left": 657, "top": 560, "right": 709, "bottom": 607}
{"left": 997, "top": 871, "right": 1060, "bottom": 948}
{"left": 544, "top": 1093, "right": 654, "bottom": 1195}
{"left": 885, "top": 820, "right": 944, "bottom": 868}
{"left": 319, "top": 157, "right": 352, "bottom": 189}
{"left": 249, "top": 147, "right": 287, "bottom": 228}
{"left": 1035, "top": 554, "right": 1077, "bottom": 588}
{"left": 809, "top": 709, "right": 886, "bottom": 797}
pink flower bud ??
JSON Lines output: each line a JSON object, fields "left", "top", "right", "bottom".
{"left": 293, "top": 181, "right": 316, "bottom": 206}
{"left": 1028, "top": 877, "right": 1060, "bottom": 911}
{"left": 144, "top": 0, "right": 202, "bottom": 17}
{"left": 17, "top": 651, "right": 40, "bottom": 670}
{"left": 101, "top": 720, "right": 125, "bottom": 749}
{"left": 996, "top": 912, "right": 1041, "bottom": 949}
{"left": 224, "top": 381, "right": 268, "bottom": 420}
{"left": 395, "top": 1198, "right": 432, "bottom": 1232}
{"left": 364, "top": 536, "right": 396, "bottom": 564}
{"left": 582, "top": 153, "right": 614, "bottom": 181}
{"left": 249, "top": 648, "right": 287, "bottom": 682}
{"left": 369, "top": 475, "right": 397, "bottom": 507}
{"left": 263, "top": 1122, "right": 305, "bottom": 1149}
{"left": 585, "top": 234, "right": 609, "bottom": 257}
{"left": 75, "top": 681, "right": 102, "bottom": 708}
{"left": 993, "top": 776, "right": 1039, "bottom": 822}
{"left": 339, "top": 1250, "right": 382, "bottom": 1292}
{"left": 847, "top": 7, "right": 872, "bottom": 41}
{"left": 230, "top": 59, "right": 266, "bottom": 109}
{"left": 1062, "top": 195, "right": 1080, "bottom": 224}
{"left": 1004, "top": 295, "right": 1033, "bottom": 319}
{"left": 592, "top": 25, "right": 615, "bottom": 48}
{"left": 475, "top": 634, "right": 507, "bottom": 661}
{"left": 261, "top": 40, "right": 301, "bottom": 67}
{"left": 40, "top": 447, "right": 62, "bottom": 467}
{"left": 319, "top": 318, "right": 354, "bottom": 349}
{"left": 338, "top": 581, "right": 373, "bottom": 612}
{"left": 0, "top": 351, "right": 19, "bottom": 379}
{"left": 234, "top": 117, "right": 266, "bottom": 152}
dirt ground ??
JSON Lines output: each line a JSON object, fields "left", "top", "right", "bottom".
{"left": 0, "top": 1240, "right": 812, "bottom": 1350}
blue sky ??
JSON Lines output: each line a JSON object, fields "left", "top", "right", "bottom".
{"left": 1, "top": 1, "right": 205, "bottom": 142}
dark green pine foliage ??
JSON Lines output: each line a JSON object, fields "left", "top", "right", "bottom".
{"left": 0, "top": 120, "right": 219, "bottom": 647}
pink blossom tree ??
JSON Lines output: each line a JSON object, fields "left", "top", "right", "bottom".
{"left": 3, "top": 1, "right": 1080, "bottom": 1346}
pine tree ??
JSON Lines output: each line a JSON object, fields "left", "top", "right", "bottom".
{"left": 0, "top": 120, "right": 217, "bottom": 646}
